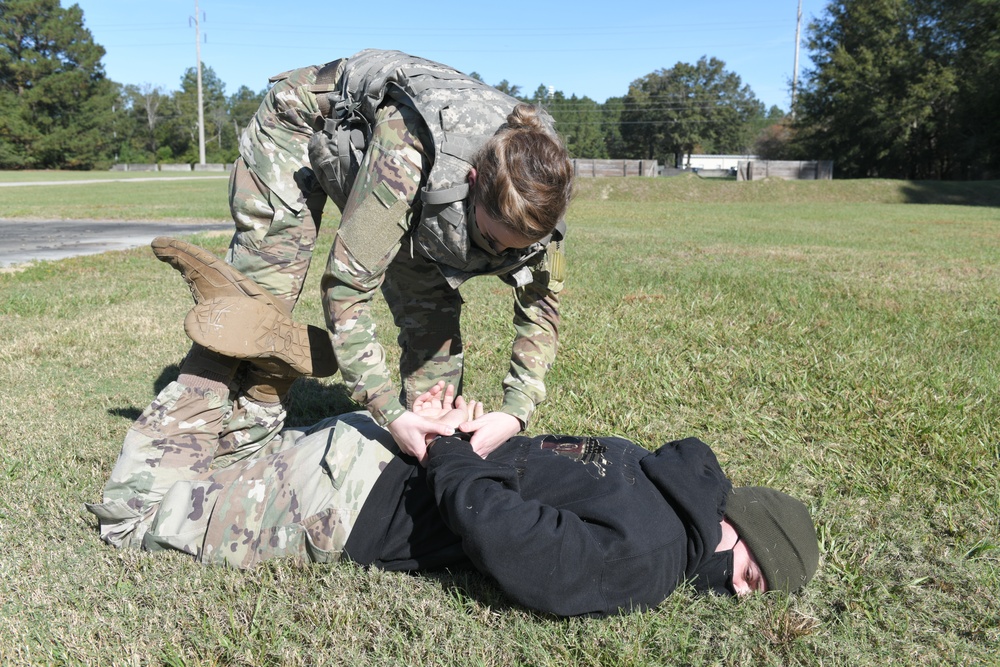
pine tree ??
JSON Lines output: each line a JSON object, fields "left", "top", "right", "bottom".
{"left": 0, "top": 0, "right": 115, "bottom": 168}
{"left": 793, "top": 0, "right": 998, "bottom": 179}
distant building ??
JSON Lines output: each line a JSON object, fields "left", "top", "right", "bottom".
{"left": 666, "top": 154, "right": 834, "bottom": 180}
{"left": 676, "top": 154, "right": 758, "bottom": 171}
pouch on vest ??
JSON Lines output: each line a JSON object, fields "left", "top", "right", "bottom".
{"left": 308, "top": 123, "right": 366, "bottom": 213}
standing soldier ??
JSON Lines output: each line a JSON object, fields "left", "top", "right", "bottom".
{"left": 156, "top": 49, "right": 573, "bottom": 462}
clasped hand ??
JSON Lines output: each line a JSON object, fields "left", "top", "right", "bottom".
{"left": 387, "top": 382, "right": 522, "bottom": 465}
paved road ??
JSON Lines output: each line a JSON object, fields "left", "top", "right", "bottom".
{"left": 0, "top": 220, "right": 232, "bottom": 268}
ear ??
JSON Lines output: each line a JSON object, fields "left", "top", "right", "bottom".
{"left": 467, "top": 167, "right": 477, "bottom": 187}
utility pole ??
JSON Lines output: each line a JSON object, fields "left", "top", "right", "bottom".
{"left": 191, "top": 0, "right": 206, "bottom": 165}
{"left": 791, "top": 0, "right": 802, "bottom": 116}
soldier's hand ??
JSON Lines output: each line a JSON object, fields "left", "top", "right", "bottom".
{"left": 411, "top": 381, "right": 453, "bottom": 418}
{"left": 388, "top": 410, "right": 454, "bottom": 465}
{"left": 459, "top": 411, "right": 521, "bottom": 459}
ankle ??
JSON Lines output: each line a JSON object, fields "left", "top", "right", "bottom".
{"left": 179, "top": 343, "right": 241, "bottom": 385}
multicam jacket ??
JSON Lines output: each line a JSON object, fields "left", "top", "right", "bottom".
{"left": 311, "top": 50, "right": 566, "bottom": 426}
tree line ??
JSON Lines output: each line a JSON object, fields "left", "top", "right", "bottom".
{"left": 1, "top": 0, "right": 997, "bottom": 179}
{"left": 791, "top": 0, "right": 999, "bottom": 179}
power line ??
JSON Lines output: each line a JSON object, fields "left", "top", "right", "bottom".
{"left": 86, "top": 19, "right": 792, "bottom": 35}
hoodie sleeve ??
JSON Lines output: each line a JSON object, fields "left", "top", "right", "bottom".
{"left": 425, "top": 436, "right": 615, "bottom": 617}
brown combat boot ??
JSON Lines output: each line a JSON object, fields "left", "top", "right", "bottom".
{"left": 243, "top": 367, "right": 299, "bottom": 404}
{"left": 184, "top": 296, "right": 338, "bottom": 378}
{"left": 151, "top": 236, "right": 290, "bottom": 315}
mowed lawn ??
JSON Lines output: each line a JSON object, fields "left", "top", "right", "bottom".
{"left": 0, "top": 174, "right": 997, "bottom": 665}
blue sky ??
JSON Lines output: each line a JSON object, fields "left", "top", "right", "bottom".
{"left": 70, "top": 0, "right": 829, "bottom": 111}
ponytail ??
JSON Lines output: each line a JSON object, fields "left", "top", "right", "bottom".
{"left": 473, "top": 104, "right": 573, "bottom": 241}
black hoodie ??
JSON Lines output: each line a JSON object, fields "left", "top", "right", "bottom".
{"left": 343, "top": 433, "right": 732, "bottom": 617}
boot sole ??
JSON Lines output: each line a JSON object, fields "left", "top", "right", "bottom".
{"left": 185, "top": 297, "right": 337, "bottom": 378}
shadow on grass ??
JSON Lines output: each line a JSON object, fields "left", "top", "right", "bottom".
{"left": 421, "top": 568, "right": 528, "bottom": 616}
{"left": 284, "top": 378, "right": 358, "bottom": 427}
{"left": 900, "top": 180, "right": 1000, "bottom": 206}
{"left": 107, "top": 365, "right": 359, "bottom": 426}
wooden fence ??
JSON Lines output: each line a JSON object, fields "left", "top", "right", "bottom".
{"left": 736, "top": 160, "right": 833, "bottom": 181}
{"left": 572, "top": 159, "right": 658, "bottom": 177}
{"left": 110, "top": 163, "right": 230, "bottom": 172}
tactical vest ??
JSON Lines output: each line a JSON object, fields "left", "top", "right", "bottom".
{"left": 308, "top": 49, "right": 563, "bottom": 289}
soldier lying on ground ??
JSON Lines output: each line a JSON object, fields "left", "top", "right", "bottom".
{"left": 87, "top": 291, "right": 820, "bottom": 619}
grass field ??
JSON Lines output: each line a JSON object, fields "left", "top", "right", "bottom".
{"left": 0, "top": 173, "right": 997, "bottom": 665}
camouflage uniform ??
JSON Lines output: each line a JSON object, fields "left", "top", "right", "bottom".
{"left": 86, "top": 378, "right": 397, "bottom": 567}
{"left": 228, "top": 52, "right": 565, "bottom": 430}
{"left": 227, "top": 64, "right": 329, "bottom": 312}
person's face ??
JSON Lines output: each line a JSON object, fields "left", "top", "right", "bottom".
{"left": 717, "top": 519, "right": 768, "bottom": 595}
{"left": 471, "top": 199, "right": 535, "bottom": 255}
{"left": 466, "top": 167, "right": 535, "bottom": 255}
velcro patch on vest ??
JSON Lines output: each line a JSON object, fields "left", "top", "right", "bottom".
{"left": 339, "top": 184, "right": 409, "bottom": 272}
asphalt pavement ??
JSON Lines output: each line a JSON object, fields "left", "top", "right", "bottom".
{"left": 0, "top": 220, "right": 232, "bottom": 268}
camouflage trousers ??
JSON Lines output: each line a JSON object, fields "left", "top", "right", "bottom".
{"left": 382, "top": 248, "right": 465, "bottom": 406}
{"left": 227, "top": 64, "right": 329, "bottom": 312}
{"left": 86, "top": 380, "right": 398, "bottom": 568}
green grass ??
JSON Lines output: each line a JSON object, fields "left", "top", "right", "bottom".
{"left": 0, "top": 174, "right": 998, "bottom": 665}
{"left": 0, "top": 170, "right": 230, "bottom": 221}
{"left": 572, "top": 174, "right": 1000, "bottom": 207}
{"left": 0, "top": 170, "right": 229, "bottom": 183}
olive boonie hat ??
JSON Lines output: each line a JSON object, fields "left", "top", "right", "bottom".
{"left": 725, "top": 487, "right": 819, "bottom": 593}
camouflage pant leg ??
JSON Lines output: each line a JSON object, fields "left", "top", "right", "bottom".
{"left": 146, "top": 411, "right": 398, "bottom": 568}
{"left": 381, "top": 250, "right": 464, "bottom": 408}
{"left": 86, "top": 381, "right": 287, "bottom": 550}
{"left": 86, "top": 381, "right": 231, "bottom": 549}
{"left": 213, "top": 394, "right": 288, "bottom": 467}
{"left": 227, "top": 65, "right": 329, "bottom": 311}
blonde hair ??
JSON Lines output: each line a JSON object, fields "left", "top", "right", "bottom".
{"left": 473, "top": 104, "right": 573, "bottom": 242}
